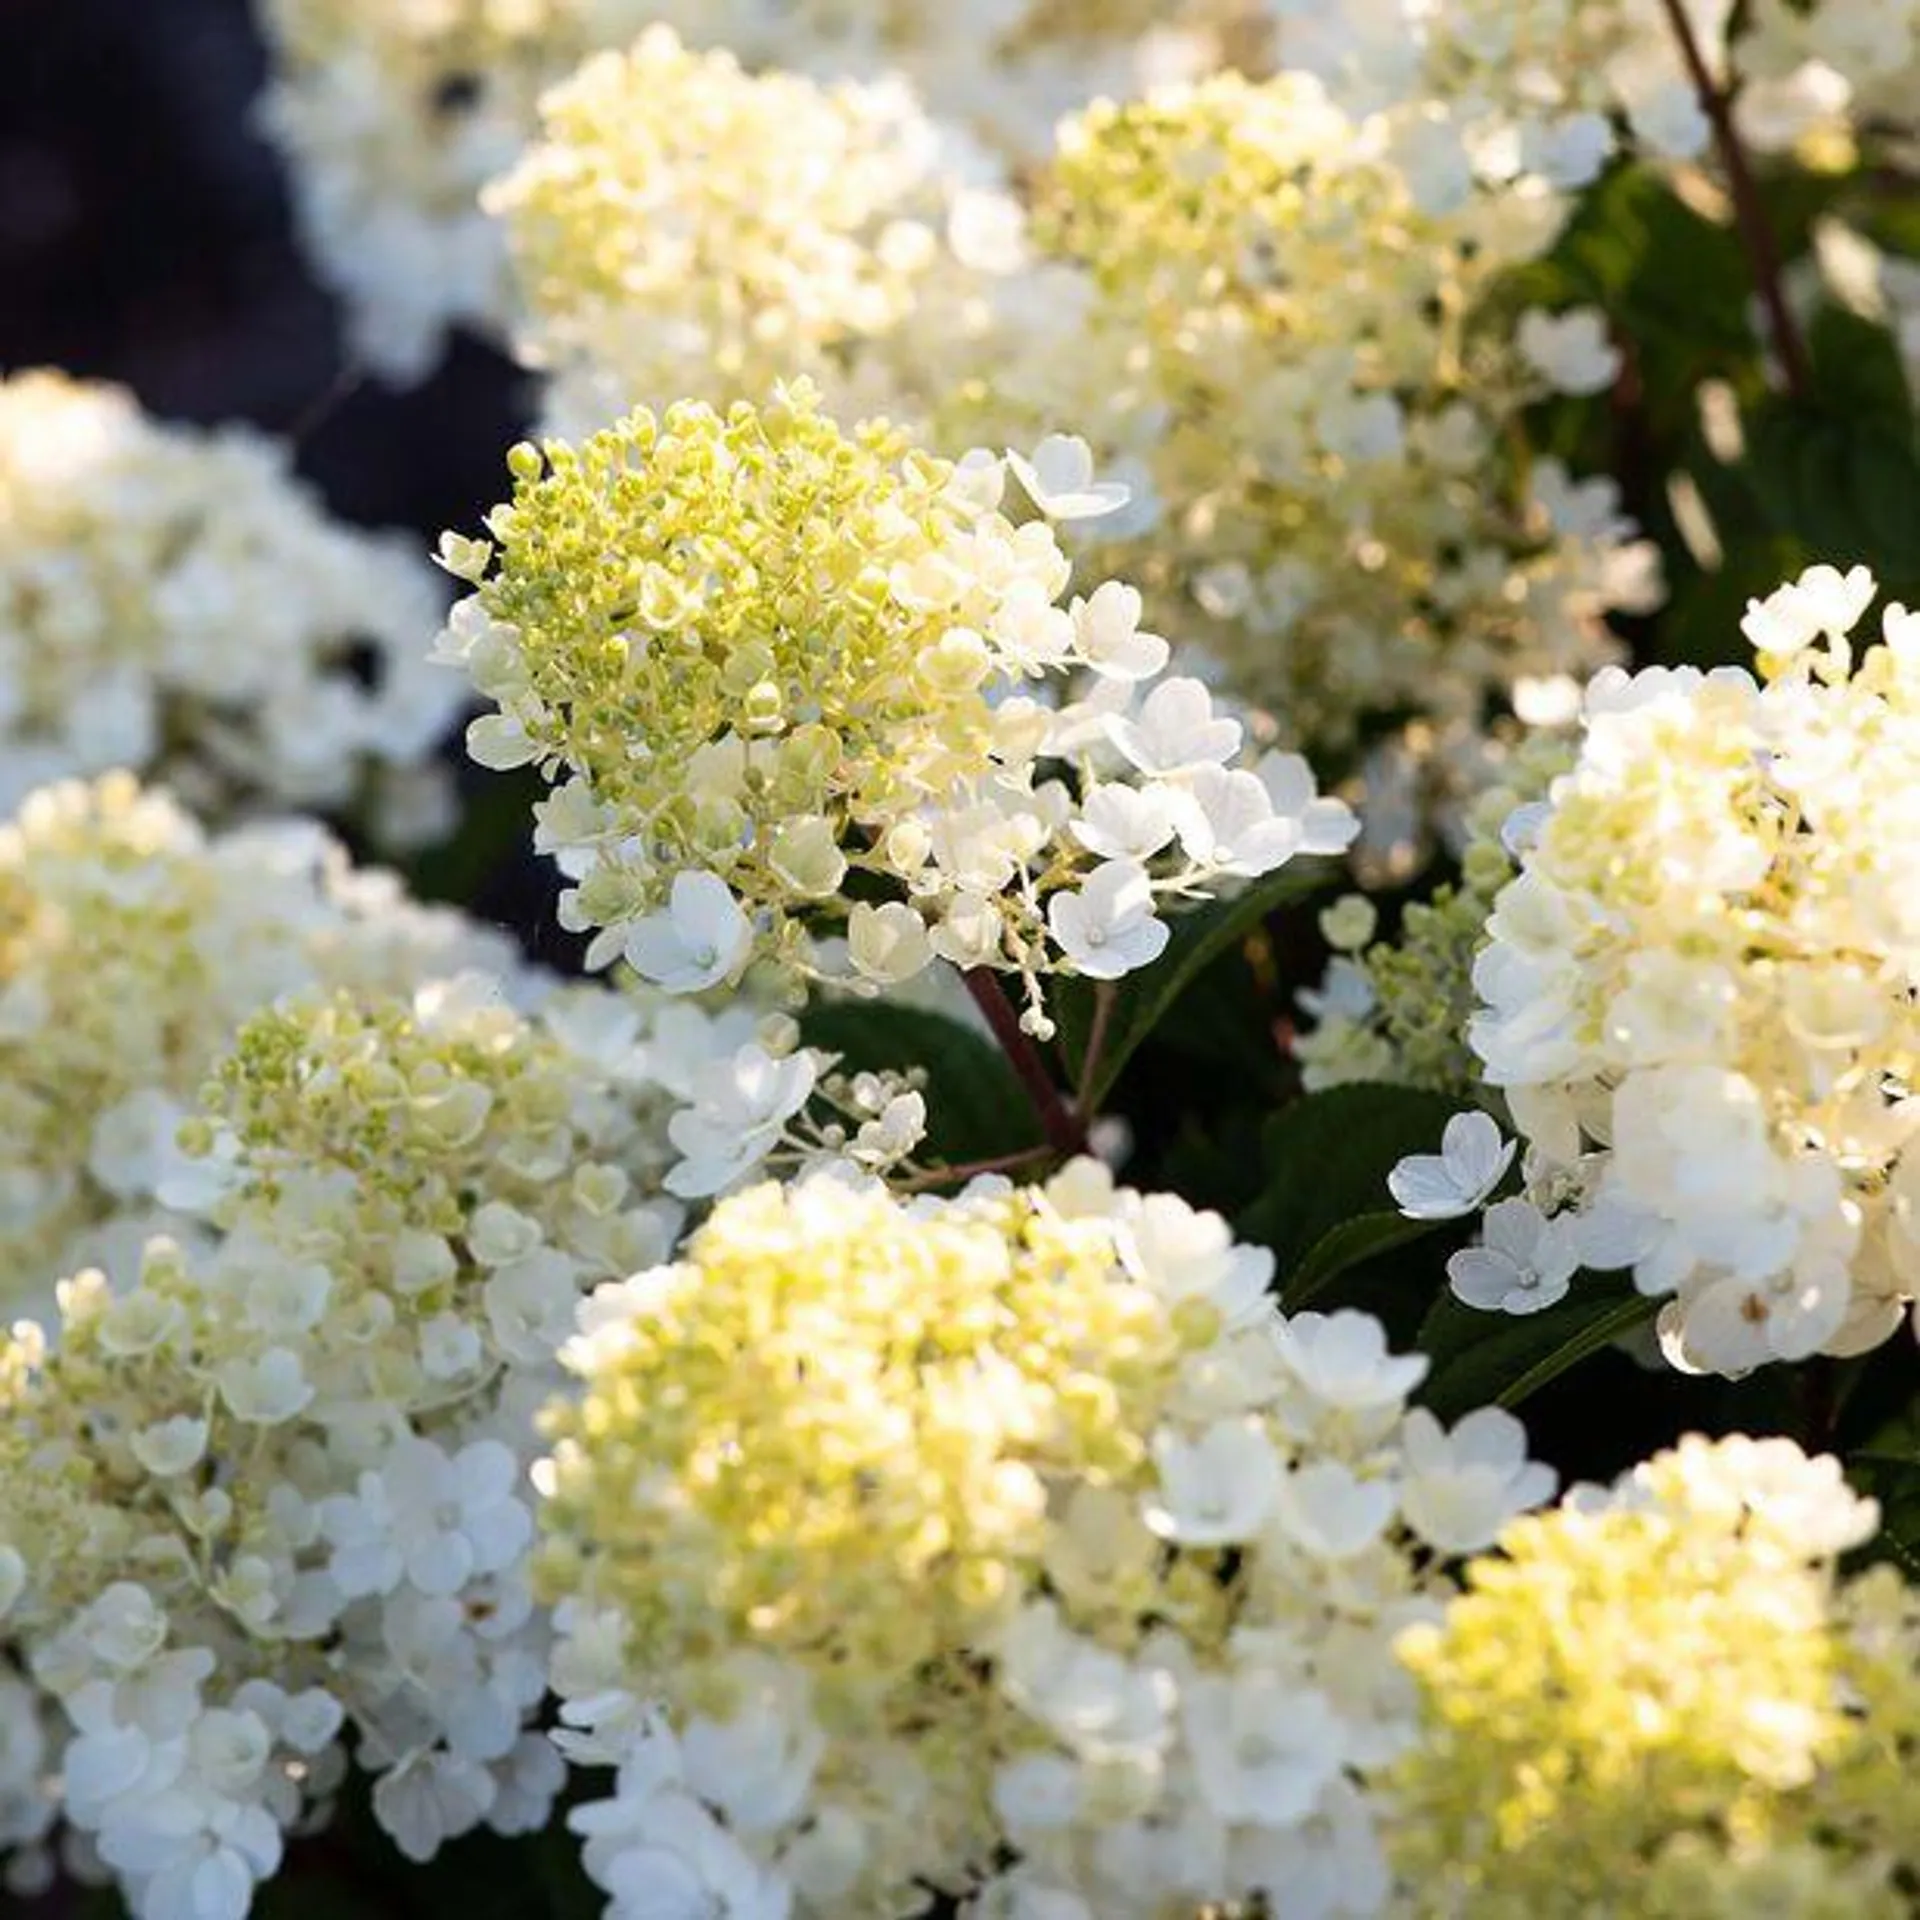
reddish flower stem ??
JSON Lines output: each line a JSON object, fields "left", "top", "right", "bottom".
{"left": 961, "top": 968, "right": 1085, "bottom": 1155}
{"left": 1656, "top": 0, "right": 1812, "bottom": 398}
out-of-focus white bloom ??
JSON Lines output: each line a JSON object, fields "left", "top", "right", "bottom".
{"left": 0, "top": 773, "right": 524, "bottom": 1326}
{"left": 1396, "top": 1407, "right": 1560, "bottom": 1553}
{"left": 1517, "top": 308, "right": 1622, "bottom": 395}
{"left": 0, "top": 371, "right": 460, "bottom": 832}
{"left": 257, "top": 0, "right": 1264, "bottom": 384}
{"left": 0, "top": 968, "right": 715, "bottom": 1916}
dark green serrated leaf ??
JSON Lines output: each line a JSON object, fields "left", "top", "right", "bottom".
{"left": 1418, "top": 1279, "right": 1658, "bottom": 1420}
{"left": 1237, "top": 1082, "right": 1464, "bottom": 1280}
{"left": 800, "top": 1001, "right": 1041, "bottom": 1167}
{"left": 1054, "top": 858, "right": 1335, "bottom": 1111}
{"left": 1281, "top": 1210, "right": 1441, "bottom": 1311}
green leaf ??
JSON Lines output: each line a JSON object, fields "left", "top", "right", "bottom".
{"left": 1418, "top": 1279, "right": 1659, "bottom": 1420}
{"left": 1237, "top": 1082, "right": 1465, "bottom": 1280}
{"left": 1806, "top": 302, "right": 1914, "bottom": 422}
{"left": 1281, "top": 1210, "right": 1441, "bottom": 1311}
{"left": 799, "top": 1001, "right": 1041, "bottom": 1167}
{"left": 1054, "top": 858, "right": 1336, "bottom": 1111}
{"left": 1844, "top": 1451, "right": 1920, "bottom": 1580}
{"left": 1744, "top": 401, "right": 1920, "bottom": 593}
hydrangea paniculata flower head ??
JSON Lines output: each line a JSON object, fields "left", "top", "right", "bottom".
{"left": 1275, "top": 0, "right": 1920, "bottom": 182}
{"left": 991, "top": 71, "right": 1660, "bottom": 852}
{"left": 487, "top": 27, "right": 1016, "bottom": 437}
{"left": 0, "top": 773, "right": 520, "bottom": 1323}
{"left": 439, "top": 383, "right": 1352, "bottom": 1029}
{"left": 1460, "top": 565, "right": 1920, "bottom": 1374}
{"left": 536, "top": 1165, "right": 1554, "bottom": 1915}
{"left": 0, "top": 370, "right": 461, "bottom": 838}
{"left": 256, "top": 0, "right": 1264, "bottom": 383}
{"left": 0, "top": 974, "right": 698, "bottom": 1915}
{"left": 1391, "top": 1432, "right": 1920, "bottom": 1915}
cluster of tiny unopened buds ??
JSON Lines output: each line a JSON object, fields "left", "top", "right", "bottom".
{"left": 0, "top": 771, "right": 522, "bottom": 1325}
{"left": 1293, "top": 736, "right": 1573, "bottom": 1094}
{"left": 1391, "top": 1433, "right": 1920, "bottom": 1915}
{"left": 1421, "top": 565, "right": 1920, "bottom": 1374}
{"left": 536, "top": 1165, "right": 1556, "bottom": 1918}
{"left": 437, "top": 384, "right": 1355, "bottom": 1036}
{"left": 0, "top": 973, "right": 719, "bottom": 1918}
{"left": 0, "top": 371, "right": 462, "bottom": 841}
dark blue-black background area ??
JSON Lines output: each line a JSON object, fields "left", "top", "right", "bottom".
{"left": 0, "top": 0, "right": 560, "bottom": 943}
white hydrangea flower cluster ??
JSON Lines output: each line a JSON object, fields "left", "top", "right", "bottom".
{"left": 437, "top": 386, "right": 1354, "bottom": 1034}
{"left": 1735, "top": 0, "right": 1920, "bottom": 154}
{"left": 0, "top": 972, "right": 717, "bottom": 1916}
{"left": 0, "top": 772, "right": 526, "bottom": 1326}
{"left": 974, "top": 71, "right": 1661, "bottom": 842}
{"left": 475, "top": 50, "right": 1657, "bottom": 853}
{"left": 1454, "top": 564, "right": 1920, "bottom": 1373}
{"left": 253, "top": 0, "right": 1260, "bottom": 386}
{"left": 1270, "top": 0, "right": 1722, "bottom": 182}
{"left": 253, "top": 0, "right": 661, "bottom": 385}
{"left": 0, "top": 371, "right": 462, "bottom": 838}
{"left": 0, "top": 1662, "right": 58, "bottom": 1898}
{"left": 536, "top": 1165, "right": 1556, "bottom": 1919}
{"left": 1273, "top": 0, "right": 1920, "bottom": 181}
{"left": 1389, "top": 1431, "right": 1918, "bottom": 1915}
{"left": 485, "top": 27, "right": 1025, "bottom": 440}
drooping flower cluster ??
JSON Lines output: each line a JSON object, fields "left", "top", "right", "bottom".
{"left": 0, "top": 773, "right": 523, "bottom": 1324}
{"left": 537, "top": 1165, "right": 1555, "bottom": 1917}
{"left": 1273, "top": 0, "right": 1920, "bottom": 181}
{"left": 0, "top": 974, "right": 705, "bottom": 1916}
{"left": 1458, "top": 565, "right": 1920, "bottom": 1373}
{"left": 984, "top": 72, "right": 1660, "bottom": 837}
{"left": 486, "top": 28, "right": 1024, "bottom": 439}
{"left": 1391, "top": 1433, "right": 1920, "bottom": 1915}
{"left": 1294, "top": 737, "right": 1571, "bottom": 1093}
{"left": 253, "top": 0, "right": 1263, "bottom": 385}
{"left": 438, "top": 385, "right": 1352, "bottom": 1031}
{"left": 0, "top": 371, "right": 462, "bottom": 838}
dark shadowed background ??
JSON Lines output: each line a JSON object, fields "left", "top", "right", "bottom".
{"left": 0, "top": 0, "right": 565, "bottom": 947}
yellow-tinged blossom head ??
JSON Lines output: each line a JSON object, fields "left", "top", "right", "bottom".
{"left": 442, "top": 381, "right": 1349, "bottom": 1019}
{"left": 488, "top": 28, "right": 955, "bottom": 428}
{"left": 536, "top": 1175, "right": 1191, "bottom": 1699}
{"left": 1389, "top": 1433, "right": 1920, "bottom": 1916}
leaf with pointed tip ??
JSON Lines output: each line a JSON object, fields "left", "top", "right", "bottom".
{"left": 1418, "top": 1280, "right": 1658, "bottom": 1420}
